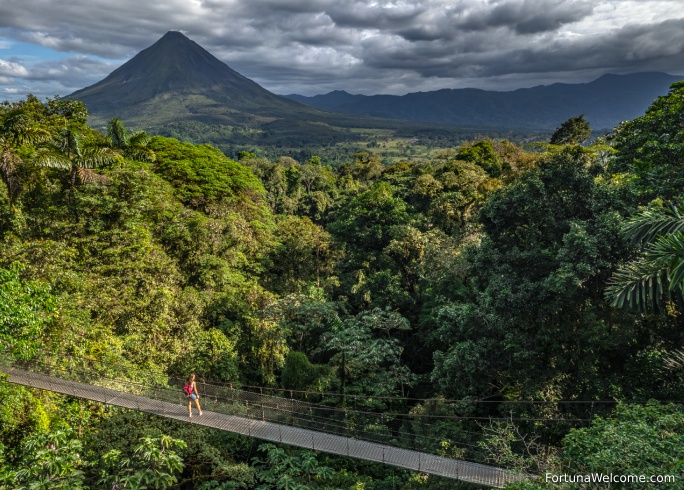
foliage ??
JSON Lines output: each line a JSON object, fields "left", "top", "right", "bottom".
{"left": 478, "top": 421, "right": 560, "bottom": 475}
{"left": 609, "top": 81, "right": 684, "bottom": 201}
{"left": 325, "top": 308, "right": 416, "bottom": 399}
{"left": 0, "top": 263, "right": 56, "bottom": 359}
{"left": 252, "top": 444, "right": 335, "bottom": 490}
{"left": 149, "top": 136, "right": 265, "bottom": 214}
{"left": 606, "top": 201, "right": 684, "bottom": 311}
{"left": 456, "top": 139, "right": 503, "bottom": 177}
{"left": 1, "top": 89, "right": 684, "bottom": 488}
{"left": 0, "top": 429, "right": 86, "bottom": 490}
{"left": 97, "top": 435, "right": 186, "bottom": 490}
{"left": 564, "top": 402, "right": 684, "bottom": 488}
{"left": 108, "top": 118, "right": 156, "bottom": 163}
{"left": 281, "top": 351, "right": 331, "bottom": 392}
{"left": 430, "top": 147, "right": 673, "bottom": 403}
{"left": 549, "top": 115, "right": 591, "bottom": 145}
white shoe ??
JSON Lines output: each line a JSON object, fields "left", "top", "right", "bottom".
{"left": 199, "top": 411, "right": 203, "bottom": 416}
{"left": 189, "top": 413, "right": 192, "bottom": 418}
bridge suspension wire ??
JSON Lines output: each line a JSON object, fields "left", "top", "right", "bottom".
{"left": 10, "top": 350, "right": 603, "bottom": 425}
{"left": 233, "top": 382, "right": 681, "bottom": 406}
{"left": 0, "top": 354, "right": 528, "bottom": 488}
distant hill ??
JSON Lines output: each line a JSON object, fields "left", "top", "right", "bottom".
{"left": 284, "top": 72, "right": 683, "bottom": 130}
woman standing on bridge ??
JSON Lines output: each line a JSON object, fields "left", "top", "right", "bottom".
{"left": 185, "top": 373, "right": 202, "bottom": 417}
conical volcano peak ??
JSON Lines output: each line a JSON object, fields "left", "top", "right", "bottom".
{"left": 152, "top": 30, "right": 202, "bottom": 51}
{"left": 160, "top": 30, "right": 187, "bottom": 39}
{"left": 69, "top": 31, "right": 315, "bottom": 125}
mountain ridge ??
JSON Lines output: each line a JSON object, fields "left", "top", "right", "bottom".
{"left": 283, "top": 71, "right": 683, "bottom": 130}
{"left": 66, "top": 31, "right": 682, "bottom": 149}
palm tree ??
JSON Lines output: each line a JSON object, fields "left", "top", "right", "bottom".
{"left": 107, "top": 118, "right": 156, "bottom": 163}
{"left": 33, "top": 126, "right": 118, "bottom": 186}
{"left": 0, "top": 108, "right": 51, "bottom": 206}
{"left": 605, "top": 202, "right": 684, "bottom": 312}
{"left": 606, "top": 202, "right": 684, "bottom": 372}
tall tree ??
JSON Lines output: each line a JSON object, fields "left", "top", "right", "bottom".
{"left": 0, "top": 108, "right": 50, "bottom": 206}
{"left": 550, "top": 114, "right": 591, "bottom": 145}
{"left": 33, "top": 126, "right": 117, "bottom": 186}
{"left": 107, "top": 118, "right": 156, "bottom": 162}
{"left": 609, "top": 81, "right": 684, "bottom": 202}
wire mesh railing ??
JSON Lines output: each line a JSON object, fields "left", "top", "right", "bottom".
{"left": 0, "top": 348, "right": 529, "bottom": 487}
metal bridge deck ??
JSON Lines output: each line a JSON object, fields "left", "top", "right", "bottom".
{"left": 1, "top": 366, "right": 525, "bottom": 488}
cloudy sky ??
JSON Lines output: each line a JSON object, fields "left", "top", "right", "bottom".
{"left": 1, "top": 0, "right": 683, "bottom": 100}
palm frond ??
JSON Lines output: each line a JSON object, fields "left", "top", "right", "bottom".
{"left": 32, "top": 148, "right": 71, "bottom": 170}
{"left": 646, "top": 232, "right": 684, "bottom": 287}
{"left": 107, "top": 118, "right": 129, "bottom": 148}
{"left": 623, "top": 203, "right": 684, "bottom": 246}
{"left": 607, "top": 232, "right": 684, "bottom": 311}
{"left": 2, "top": 110, "right": 51, "bottom": 147}
{"left": 57, "top": 128, "right": 82, "bottom": 159}
{"left": 77, "top": 167, "right": 112, "bottom": 186}
{"left": 125, "top": 146, "right": 156, "bottom": 163}
{"left": 128, "top": 130, "right": 150, "bottom": 147}
{"left": 77, "top": 147, "right": 118, "bottom": 169}
{"left": 605, "top": 259, "right": 669, "bottom": 312}
{"left": 663, "top": 349, "right": 684, "bottom": 371}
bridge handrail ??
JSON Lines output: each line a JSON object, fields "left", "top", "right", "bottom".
{"left": 0, "top": 348, "right": 496, "bottom": 464}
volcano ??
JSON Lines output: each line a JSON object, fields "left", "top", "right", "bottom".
{"left": 68, "top": 31, "right": 330, "bottom": 132}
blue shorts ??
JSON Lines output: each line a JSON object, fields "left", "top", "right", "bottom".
{"left": 188, "top": 394, "right": 197, "bottom": 401}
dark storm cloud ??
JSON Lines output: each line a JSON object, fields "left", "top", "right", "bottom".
{"left": 0, "top": 0, "right": 682, "bottom": 99}
{"left": 327, "top": 2, "right": 427, "bottom": 29}
{"left": 462, "top": 17, "right": 684, "bottom": 78}
{"left": 458, "top": 0, "right": 596, "bottom": 34}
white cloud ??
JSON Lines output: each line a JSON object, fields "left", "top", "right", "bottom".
{"left": 0, "top": 59, "right": 29, "bottom": 77}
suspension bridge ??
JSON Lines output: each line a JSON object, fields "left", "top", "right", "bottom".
{"left": 0, "top": 353, "right": 528, "bottom": 488}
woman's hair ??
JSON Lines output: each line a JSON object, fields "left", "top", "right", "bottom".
{"left": 187, "top": 373, "right": 196, "bottom": 383}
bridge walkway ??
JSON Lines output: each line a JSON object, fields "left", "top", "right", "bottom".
{"left": 1, "top": 366, "right": 526, "bottom": 488}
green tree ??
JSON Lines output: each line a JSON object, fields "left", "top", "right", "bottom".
{"left": 564, "top": 402, "right": 684, "bottom": 488}
{"left": 325, "top": 308, "right": 416, "bottom": 398}
{"left": 0, "top": 263, "right": 56, "bottom": 359}
{"left": 33, "top": 125, "right": 117, "bottom": 186}
{"left": 97, "top": 435, "right": 186, "bottom": 490}
{"left": 0, "top": 107, "right": 50, "bottom": 206}
{"left": 267, "top": 216, "right": 337, "bottom": 294}
{"left": 108, "top": 118, "right": 156, "bottom": 162}
{"left": 609, "top": 81, "right": 684, "bottom": 201}
{"left": 0, "top": 430, "right": 86, "bottom": 490}
{"left": 149, "top": 136, "right": 265, "bottom": 214}
{"left": 549, "top": 114, "right": 591, "bottom": 145}
{"left": 280, "top": 351, "right": 330, "bottom": 392}
{"left": 329, "top": 182, "right": 408, "bottom": 256}
{"left": 456, "top": 139, "right": 503, "bottom": 177}
{"left": 251, "top": 444, "right": 334, "bottom": 490}
{"left": 431, "top": 147, "right": 655, "bottom": 403}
